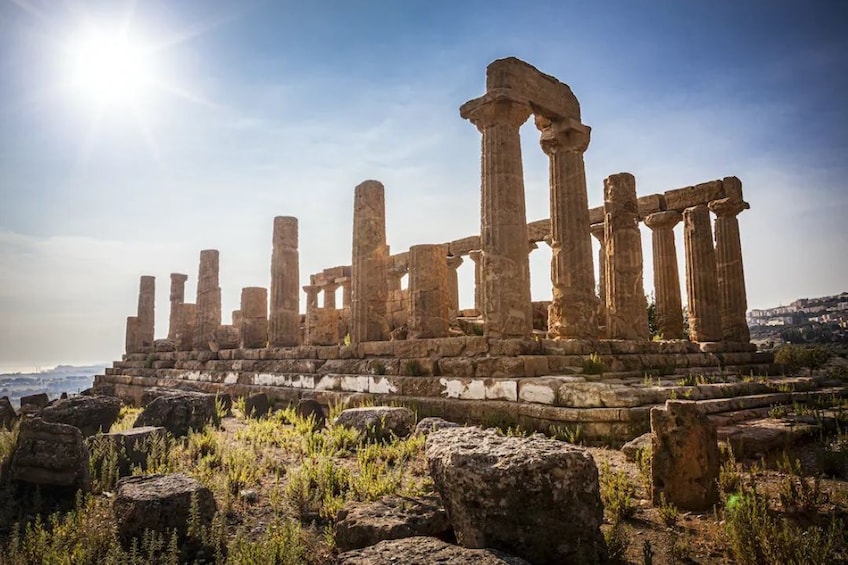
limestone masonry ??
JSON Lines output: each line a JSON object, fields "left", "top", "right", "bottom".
{"left": 97, "top": 57, "right": 845, "bottom": 440}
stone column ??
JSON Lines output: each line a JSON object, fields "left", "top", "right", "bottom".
{"left": 269, "top": 216, "right": 300, "bottom": 347}
{"left": 683, "top": 205, "right": 722, "bottom": 342}
{"left": 589, "top": 223, "right": 607, "bottom": 330}
{"left": 232, "top": 310, "right": 242, "bottom": 327}
{"left": 644, "top": 211, "right": 685, "bottom": 339}
{"left": 137, "top": 275, "right": 155, "bottom": 353}
{"left": 604, "top": 173, "right": 649, "bottom": 340}
{"left": 709, "top": 197, "right": 751, "bottom": 343}
{"left": 408, "top": 244, "right": 451, "bottom": 339}
{"left": 538, "top": 117, "right": 598, "bottom": 338}
{"left": 240, "top": 287, "right": 268, "bottom": 349}
{"left": 337, "top": 276, "right": 352, "bottom": 308}
{"left": 386, "top": 265, "right": 405, "bottom": 292}
{"left": 175, "top": 303, "right": 196, "bottom": 351}
{"left": 125, "top": 316, "right": 140, "bottom": 354}
{"left": 323, "top": 283, "right": 339, "bottom": 310}
{"left": 303, "top": 284, "right": 321, "bottom": 345}
{"left": 461, "top": 95, "right": 533, "bottom": 337}
{"left": 468, "top": 250, "right": 483, "bottom": 315}
{"left": 193, "top": 249, "right": 221, "bottom": 351}
{"left": 446, "top": 255, "right": 463, "bottom": 314}
{"left": 350, "top": 180, "right": 389, "bottom": 343}
{"left": 167, "top": 273, "right": 188, "bottom": 341}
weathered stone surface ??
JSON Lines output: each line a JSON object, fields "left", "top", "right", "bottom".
{"left": 644, "top": 211, "right": 685, "bottom": 339}
{"left": 426, "top": 427, "right": 605, "bottom": 564}
{"left": 269, "top": 216, "right": 301, "bottom": 347}
{"left": 709, "top": 197, "right": 751, "bottom": 343}
{"left": 20, "top": 392, "right": 49, "bottom": 409}
{"left": 683, "top": 205, "right": 721, "bottom": 342}
{"left": 351, "top": 180, "right": 390, "bottom": 343}
{"left": 11, "top": 417, "right": 90, "bottom": 489}
{"left": 88, "top": 426, "right": 166, "bottom": 475}
{"left": 1, "top": 396, "right": 17, "bottom": 430}
{"left": 408, "top": 244, "right": 450, "bottom": 339}
{"left": 113, "top": 473, "right": 216, "bottom": 544}
{"left": 336, "top": 536, "right": 529, "bottom": 565}
{"left": 153, "top": 339, "right": 176, "bottom": 353}
{"left": 334, "top": 495, "right": 451, "bottom": 551}
{"left": 193, "top": 249, "right": 222, "bottom": 351}
{"left": 168, "top": 273, "right": 188, "bottom": 341}
{"left": 239, "top": 286, "right": 268, "bottom": 349}
{"left": 621, "top": 432, "right": 652, "bottom": 462}
{"left": 40, "top": 395, "right": 122, "bottom": 437}
{"left": 334, "top": 406, "right": 415, "bottom": 440}
{"left": 134, "top": 392, "right": 217, "bottom": 437}
{"left": 136, "top": 275, "right": 155, "bottom": 354}
{"left": 210, "top": 325, "right": 239, "bottom": 352}
{"left": 651, "top": 400, "right": 720, "bottom": 511}
{"left": 415, "top": 417, "right": 460, "bottom": 436}
{"left": 244, "top": 392, "right": 270, "bottom": 419}
{"left": 175, "top": 303, "right": 197, "bottom": 351}
{"left": 296, "top": 398, "right": 325, "bottom": 429}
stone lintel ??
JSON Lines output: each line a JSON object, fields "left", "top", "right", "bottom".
{"left": 447, "top": 235, "right": 481, "bottom": 256}
{"left": 484, "top": 57, "right": 581, "bottom": 121}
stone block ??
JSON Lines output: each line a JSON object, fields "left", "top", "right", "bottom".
{"left": 664, "top": 179, "right": 723, "bottom": 211}
{"left": 521, "top": 356, "right": 549, "bottom": 377}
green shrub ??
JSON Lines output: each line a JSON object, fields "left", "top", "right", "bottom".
{"left": 599, "top": 460, "right": 637, "bottom": 521}
{"left": 583, "top": 352, "right": 605, "bottom": 375}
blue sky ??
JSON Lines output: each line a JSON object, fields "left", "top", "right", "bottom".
{"left": 1, "top": 0, "right": 846, "bottom": 371}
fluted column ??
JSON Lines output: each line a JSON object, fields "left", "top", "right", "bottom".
{"left": 168, "top": 273, "right": 188, "bottom": 340}
{"left": 644, "top": 211, "right": 685, "bottom": 339}
{"left": 303, "top": 284, "right": 321, "bottom": 345}
{"left": 538, "top": 117, "right": 598, "bottom": 338}
{"left": 125, "top": 316, "right": 140, "bottom": 354}
{"left": 461, "top": 94, "right": 533, "bottom": 337}
{"left": 468, "top": 249, "right": 483, "bottom": 315}
{"left": 175, "top": 303, "right": 196, "bottom": 351}
{"left": 269, "top": 216, "right": 300, "bottom": 347}
{"left": 240, "top": 287, "right": 268, "bottom": 349}
{"left": 408, "top": 244, "right": 450, "bottom": 338}
{"left": 137, "top": 275, "right": 155, "bottom": 352}
{"left": 709, "top": 197, "right": 751, "bottom": 343}
{"left": 446, "top": 255, "right": 464, "bottom": 314}
{"left": 683, "top": 205, "right": 722, "bottom": 342}
{"left": 604, "top": 173, "right": 649, "bottom": 340}
{"left": 351, "top": 180, "right": 390, "bottom": 343}
{"left": 589, "top": 223, "right": 607, "bottom": 332}
{"left": 193, "top": 250, "right": 221, "bottom": 350}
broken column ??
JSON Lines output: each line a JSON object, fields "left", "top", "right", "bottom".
{"left": 167, "top": 273, "right": 188, "bottom": 341}
{"left": 175, "top": 304, "right": 196, "bottom": 351}
{"left": 589, "top": 223, "right": 607, "bottom": 333}
{"left": 644, "top": 211, "right": 685, "bottom": 339}
{"left": 302, "top": 284, "right": 321, "bottom": 345}
{"left": 240, "top": 287, "right": 268, "bottom": 349}
{"left": 193, "top": 250, "right": 221, "bottom": 351}
{"left": 683, "top": 205, "right": 722, "bottom": 342}
{"left": 269, "top": 216, "right": 300, "bottom": 347}
{"left": 446, "top": 255, "right": 463, "bottom": 316}
{"left": 460, "top": 94, "right": 533, "bottom": 337}
{"left": 136, "top": 276, "right": 155, "bottom": 353}
{"left": 468, "top": 250, "right": 483, "bottom": 316}
{"left": 604, "top": 173, "right": 649, "bottom": 340}
{"left": 125, "top": 316, "right": 140, "bottom": 354}
{"left": 538, "top": 117, "right": 598, "bottom": 338}
{"left": 350, "top": 180, "right": 389, "bottom": 343}
{"left": 408, "top": 244, "right": 450, "bottom": 339}
{"left": 709, "top": 197, "right": 751, "bottom": 343}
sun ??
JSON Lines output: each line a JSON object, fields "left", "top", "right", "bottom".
{"left": 65, "top": 27, "right": 157, "bottom": 111}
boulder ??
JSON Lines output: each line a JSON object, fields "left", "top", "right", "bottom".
{"left": 20, "top": 393, "right": 49, "bottom": 410}
{"left": 113, "top": 473, "right": 216, "bottom": 544}
{"left": 40, "top": 395, "right": 122, "bottom": 437}
{"left": 141, "top": 387, "right": 189, "bottom": 406}
{"left": 335, "top": 495, "right": 451, "bottom": 552}
{"left": 0, "top": 396, "right": 16, "bottom": 430}
{"left": 621, "top": 432, "right": 652, "bottom": 462}
{"left": 296, "top": 398, "right": 326, "bottom": 429}
{"left": 244, "top": 393, "right": 270, "bottom": 418}
{"left": 651, "top": 400, "right": 720, "bottom": 511}
{"left": 134, "top": 392, "right": 217, "bottom": 437}
{"left": 88, "top": 426, "right": 166, "bottom": 475}
{"left": 336, "top": 537, "right": 529, "bottom": 565}
{"left": 415, "top": 417, "right": 460, "bottom": 436}
{"left": 11, "top": 417, "right": 90, "bottom": 489}
{"left": 334, "top": 406, "right": 415, "bottom": 441}
{"left": 426, "top": 427, "right": 605, "bottom": 564}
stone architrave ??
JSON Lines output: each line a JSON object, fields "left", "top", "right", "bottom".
{"left": 269, "top": 216, "right": 300, "bottom": 347}
{"left": 683, "top": 205, "right": 722, "bottom": 342}
{"left": 709, "top": 197, "right": 751, "bottom": 343}
{"left": 193, "top": 250, "right": 221, "bottom": 351}
{"left": 350, "top": 180, "right": 390, "bottom": 343}
{"left": 588, "top": 223, "right": 607, "bottom": 332}
{"left": 167, "top": 273, "right": 188, "bottom": 340}
{"left": 175, "top": 303, "right": 196, "bottom": 351}
{"left": 137, "top": 276, "right": 155, "bottom": 353}
{"left": 408, "top": 244, "right": 451, "bottom": 339}
{"left": 468, "top": 250, "right": 483, "bottom": 315}
{"left": 644, "top": 211, "right": 685, "bottom": 339}
{"left": 240, "top": 287, "right": 268, "bottom": 349}
{"left": 461, "top": 95, "right": 533, "bottom": 338}
{"left": 538, "top": 117, "right": 598, "bottom": 338}
{"left": 446, "top": 255, "right": 464, "bottom": 315}
{"left": 303, "top": 284, "right": 321, "bottom": 345}
{"left": 604, "top": 173, "right": 649, "bottom": 340}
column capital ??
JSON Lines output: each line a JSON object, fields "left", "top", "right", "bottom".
{"left": 335, "top": 276, "right": 351, "bottom": 286}
{"left": 468, "top": 249, "right": 482, "bottom": 263}
{"left": 302, "top": 284, "right": 321, "bottom": 297}
{"left": 446, "top": 255, "right": 464, "bottom": 269}
{"left": 537, "top": 116, "right": 591, "bottom": 154}
{"left": 387, "top": 264, "right": 408, "bottom": 279}
{"left": 322, "top": 282, "right": 339, "bottom": 292}
{"left": 708, "top": 197, "right": 749, "bottom": 218}
{"left": 589, "top": 222, "right": 605, "bottom": 241}
{"left": 644, "top": 210, "right": 683, "bottom": 231}
{"left": 460, "top": 91, "right": 533, "bottom": 131}
{"left": 170, "top": 273, "right": 188, "bottom": 282}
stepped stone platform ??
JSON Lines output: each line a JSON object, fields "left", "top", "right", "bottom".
{"left": 94, "top": 337, "right": 846, "bottom": 442}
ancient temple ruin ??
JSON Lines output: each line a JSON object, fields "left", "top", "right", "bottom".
{"left": 99, "top": 57, "right": 827, "bottom": 442}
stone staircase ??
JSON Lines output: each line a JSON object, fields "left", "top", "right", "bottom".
{"left": 94, "top": 336, "right": 848, "bottom": 444}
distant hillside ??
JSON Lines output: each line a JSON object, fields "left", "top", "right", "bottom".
{"left": 748, "top": 292, "right": 848, "bottom": 349}
{"left": 0, "top": 363, "right": 107, "bottom": 407}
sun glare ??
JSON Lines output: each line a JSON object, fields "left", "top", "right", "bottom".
{"left": 66, "top": 28, "right": 156, "bottom": 110}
